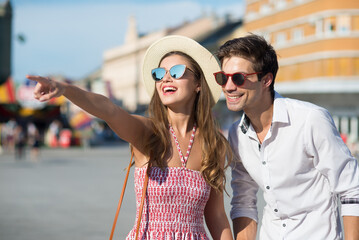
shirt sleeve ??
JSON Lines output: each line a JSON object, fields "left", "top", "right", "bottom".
{"left": 228, "top": 123, "right": 259, "bottom": 222}
{"left": 305, "top": 107, "right": 359, "bottom": 216}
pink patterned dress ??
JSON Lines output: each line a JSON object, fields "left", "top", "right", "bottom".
{"left": 126, "top": 166, "right": 211, "bottom": 240}
{"left": 126, "top": 124, "right": 211, "bottom": 239}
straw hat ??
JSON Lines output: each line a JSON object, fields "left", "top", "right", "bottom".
{"left": 142, "top": 35, "right": 222, "bottom": 105}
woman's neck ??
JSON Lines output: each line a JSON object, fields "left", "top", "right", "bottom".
{"left": 167, "top": 110, "right": 195, "bottom": 138}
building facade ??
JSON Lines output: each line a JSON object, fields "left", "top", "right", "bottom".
{"left": 244, "top": 0, "right": 359, "bottom": 142}
{"left": 102, "top": 15, "right": 227, "bottom": 112}
{"left": 0, "top": 0, "right": 12, "bottom": 85}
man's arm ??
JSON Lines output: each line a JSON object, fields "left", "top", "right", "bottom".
{"left": 343, "top": 216, "right": 359, "bottom": 240}
{"left": 306, "top": 108, "right": 359, "bottom": 237}
{"left": 233, "top": 217, "right": 257, "bottom": 240}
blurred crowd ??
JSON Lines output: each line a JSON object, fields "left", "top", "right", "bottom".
{"left": 0, "top": 118, "right": 73, "bottom": 161}
{"left": 0, "top": 118, "right": 125, "bottom": 161}
{"left": 0, "top": 119, "right": 41, "bottom": 161}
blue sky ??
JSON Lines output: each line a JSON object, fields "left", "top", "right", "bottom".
{"left": 9, "top": 0, "right": 245, "bottom": 82}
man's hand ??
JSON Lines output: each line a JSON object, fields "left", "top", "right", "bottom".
{"left": 233, "top": 217, "right": 257, "bottom": 240}
{"left": 343, "top": 216, "right": 359, "bottom": 240}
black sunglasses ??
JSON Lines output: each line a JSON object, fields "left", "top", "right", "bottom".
{"left": 151, "top": 64, "right": 194, "bottom": 81}
{"left": 213, "top": 71, "right": 261, "bottom": 86}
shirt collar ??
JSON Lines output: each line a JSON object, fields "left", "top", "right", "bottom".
{"left": 239, "top": 113, "right": 251, "bottom": 134}
{"left": 239, "top": 91, "right": 289, "bottom": 134}
{"left": 272, "top": 91, "right": 289, "bottom": 125}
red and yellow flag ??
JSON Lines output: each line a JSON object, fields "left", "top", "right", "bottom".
{"left": 0, "top": 77, "right": 16, "bottom": 104}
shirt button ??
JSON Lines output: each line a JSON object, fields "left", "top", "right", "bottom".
{"left": 262, "top": 161, "right": 266, "bottom": 165}
{"left": 266, "top": 186, "right": 270, "bottom": 190}
{"left": 274, "top": 209, "right": 278, "bottom": 212}
{"left": 283, "top": 224, "right": 286, "bottom": 227}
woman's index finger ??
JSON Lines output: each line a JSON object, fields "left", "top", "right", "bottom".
{"left": 26, "top": 75, "right": 50, "bottom": 84}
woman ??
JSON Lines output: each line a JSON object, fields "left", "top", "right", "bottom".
{"left": 27, "top": 35, "right": 233, "bottom": 239}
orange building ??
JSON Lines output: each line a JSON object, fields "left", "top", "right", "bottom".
{"left": 243, "top": 0, "right": 359, "bottom": 142}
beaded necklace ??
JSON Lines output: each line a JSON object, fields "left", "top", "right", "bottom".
{"left": 169, "top": 123, "right": 197, "bottom": 167}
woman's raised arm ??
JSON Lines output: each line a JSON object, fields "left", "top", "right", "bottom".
{"left": 27, "top": 75, "right": 150, "bottom": 148}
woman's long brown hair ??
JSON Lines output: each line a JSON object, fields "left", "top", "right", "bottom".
{"left": 144, "top": 51, "right": 232, "bottom": 192}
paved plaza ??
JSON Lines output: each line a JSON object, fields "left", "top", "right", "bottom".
{"left": 0, "top": 145, "right": 139, "bottom": 240}
{"left": 0, "top": 144, "right": 261, "bottom": 240}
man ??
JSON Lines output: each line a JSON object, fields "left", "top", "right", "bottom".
{"left": 214, "top": 34, "right": 359, "bottom": 239}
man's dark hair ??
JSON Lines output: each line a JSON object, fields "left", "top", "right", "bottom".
{"left": 216, "top": 33, "right": 278, "bottom": 99}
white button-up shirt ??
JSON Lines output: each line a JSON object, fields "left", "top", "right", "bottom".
{"left": 229, "top": 92, "right": 359, "bottom": 240}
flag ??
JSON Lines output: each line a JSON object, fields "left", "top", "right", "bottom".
{"left": 0, "top": 77, "right": 16, "bottom": 104}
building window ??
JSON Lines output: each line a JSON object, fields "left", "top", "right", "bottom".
{"left": 337, "top": 15, "right": 351, "bottom": 35}
{"left": 292, "top": 28, "right": 304, "bottom": 42}
{"left": 260, "top": 4, "right": 272, "bottom": 15}
{"left": 246, "top": 11, "right": 257, "bottom": 21}
{"left": 324, "top": 19, "right": 335, "bottom": 35}
{"left": 315, "top": 19, "right": 323, "bottom": 37}
{"left": 276, "top": 32, "right": 287, "bottom": 45}
{"left": 275, "top": 0, "right": 287, "bottom": 10}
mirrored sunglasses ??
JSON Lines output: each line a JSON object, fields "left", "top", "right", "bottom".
{"left": 151, "top": 64, "right": 193, "bottom": 81}
{"left": 213, "top": 71, "right": 261, "bottom": 86}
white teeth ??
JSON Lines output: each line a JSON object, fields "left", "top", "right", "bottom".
{"left": 228, "top": 95, "right": 239, "bottom": 99}
{"left": 163, "top": 87, "right": 177, "bottom": 92}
